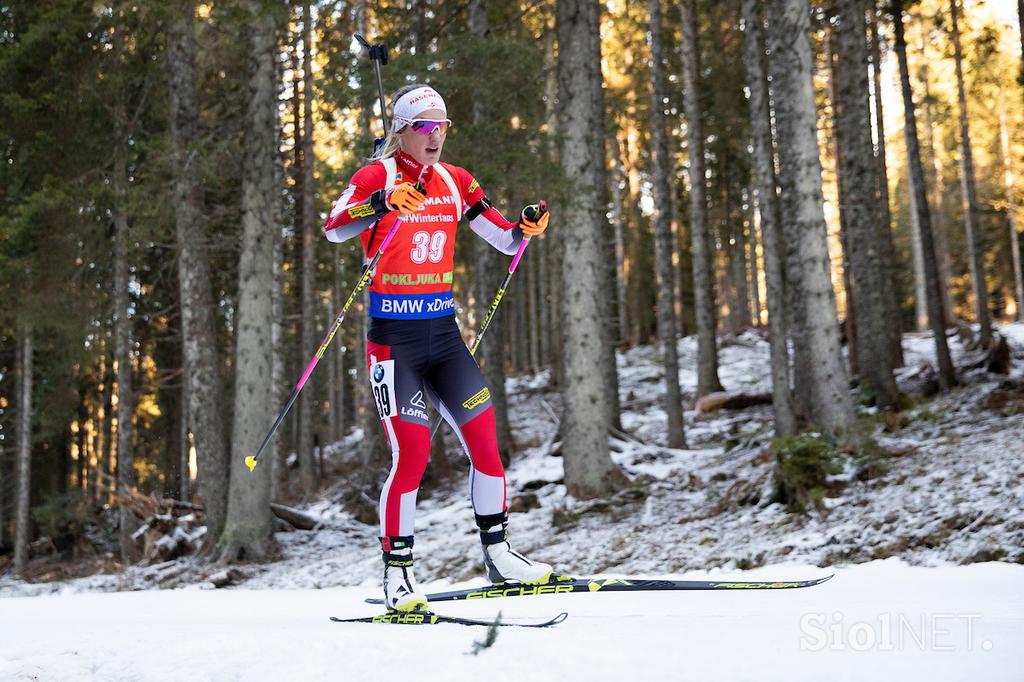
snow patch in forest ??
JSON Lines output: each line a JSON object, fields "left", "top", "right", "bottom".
{"left": 1, "top": 324, "right": 1022, "bottom": 599}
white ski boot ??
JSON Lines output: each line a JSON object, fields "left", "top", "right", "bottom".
{"left": 477, "top": 511, "right": 554, "bottom": 585}
{"left": 381, "top": 536, "right": 427, "bottom": 613}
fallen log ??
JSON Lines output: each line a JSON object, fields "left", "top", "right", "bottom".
{"left": 270, "top": 502, "right": 325, "bottom": 531}
{"left": 960, "top": 331, "right": 1012, "bottom": 375}
{"left": 696, "top": 391, "right": 772, "bottom": 414}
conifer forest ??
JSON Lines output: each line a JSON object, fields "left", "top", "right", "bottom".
{"left": 1, "top": 1, "right": 1023, "bottom": 679}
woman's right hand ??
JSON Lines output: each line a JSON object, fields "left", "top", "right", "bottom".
{"left": 386, "top": 182, "right": 427, "bottom": 215}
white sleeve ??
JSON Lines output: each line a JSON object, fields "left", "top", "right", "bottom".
{"left": 468, "top": 214, "right": 524, "bottom": 256}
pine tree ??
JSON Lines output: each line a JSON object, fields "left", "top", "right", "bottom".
{"left": 679, "top": 0, "right": 724, "bottom": 398}
{"left": 949, "top": 0, "right": 992, "bottom": 346}
{"left": 556, "top": 0, "right": 626, "bottom": 498}
{"left": 868, "top": 3, "right": 905, "bottom": 368}
{"left": 832, "top": 0, "right": 899, "bottom": 408}
{"left": 892, "top": 0, "right": 956, "bottom": 389}
{"left": 741, "top": 0, "right": 796, "bottom": 436}
{"left": 469, "top": 0, "right": 515, "bottom": 463}
{"left": 298, "top": 0, "right": 319, "bottom": 497}
{"left": 919, "top": 54, "right": 956, "bottom": 324}
{"left": 166, "top": 0, "right": 230, "bottom": 546}
{"left": 648, "top": 0, "right": 686, "bottom": 448}
{"left": 219, "top": 0, "right": 281, "bottom": 563}
{"left": 999, "top": 113, "right": 1024, "bottom": 321}
{"left": 13, "top": 325, "right": 32, "bottom": 575}
{"left": 765, "top": 0, "right": 853, "bottom": 434}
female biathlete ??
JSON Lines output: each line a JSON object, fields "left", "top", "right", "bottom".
{"left": 323, "top": 84, "right": 553, "bottom": 612}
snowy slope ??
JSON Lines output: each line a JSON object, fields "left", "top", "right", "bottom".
{"left": 3, "top": 325, "right": 1023, "bottom": 599}
{"left": 1, "top": 561, "right": 1021, "bottom": 682}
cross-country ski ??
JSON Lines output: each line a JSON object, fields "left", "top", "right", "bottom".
{"left": 330, "top": 610, "right": 568, "bottom": 628}
{"left": 364, "top": 574, "right": 834, "bottom": 605}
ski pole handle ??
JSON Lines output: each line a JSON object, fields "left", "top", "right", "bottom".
{"left": 510, "top": 201, "right": 545, "bottom": 273}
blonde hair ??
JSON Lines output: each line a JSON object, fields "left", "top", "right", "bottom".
{"left": 368, "top": 83, "right": 430, "bottom": 162}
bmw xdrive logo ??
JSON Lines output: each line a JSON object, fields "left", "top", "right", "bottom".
{"left": 373, "top": 364, "right": 385, "bottom": 382}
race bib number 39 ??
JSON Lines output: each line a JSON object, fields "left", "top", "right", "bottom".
{"left": 370, "top": 359, "right": 397, "bottom": 420}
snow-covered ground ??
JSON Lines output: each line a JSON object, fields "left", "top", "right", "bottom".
{"left": 1, "top": 561, "right": 1021, "bottom": 681}
{"left": 1, "top": 324, "right": 1023, "bottom": 680}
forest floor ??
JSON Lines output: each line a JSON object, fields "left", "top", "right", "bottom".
{"left": 1, "top": 323, "right": 1023, "bottom": 596}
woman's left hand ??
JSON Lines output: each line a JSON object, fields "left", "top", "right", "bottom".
{"left": 519, "top": 203, "right": 549, "bottom": 237}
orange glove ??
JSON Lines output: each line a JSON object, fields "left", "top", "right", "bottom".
{"left": 386, "top": 182, "right": 427, "bottom": 215}
{"left": 520, "top": 203, "right": 549, "bottom": 237}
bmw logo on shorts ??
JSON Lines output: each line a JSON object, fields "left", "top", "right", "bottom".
{"left": 373, "top": 364, "right": 385, "bottom": 382}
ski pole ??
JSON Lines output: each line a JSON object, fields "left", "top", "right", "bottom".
{"left": 428, "top": 201, "right": 546, "bottom": 441}
{"left": 246, "top": 189, "right": 424, "bottom": 472}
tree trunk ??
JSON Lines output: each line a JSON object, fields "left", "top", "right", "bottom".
{"left": 648, "top": 0, "right": 686, "bottom": 448}
{"left": 747, "top": 206, "right": 762, "bottom": 326}
{"left": 219, "top": 0, "right": 280, "bottom": 563}
{"left": 833, "top": 0, "right": 899, "bottom": 408}
{"left": 826, "top": 29, "right": 858, "bottom": 378}
{"left": 0, "top": 442, "right": 6, "bottom": 551}
{"left": 113, "top": 118, "right": 139, "bottom": 563}
{"left": 765, "top": 0, "right": 853, "bottom": 435}
{"left": 908, "top": 162, "right": 929, "bottom": 331}
{"left": 556, "top": 0, "right": 626, "bottom": 498}
{"left": 101, "top": 342, "right": 114, "bottom": 506}
{"left": 298, "top": 0, "right": 318, "bottom": 496}
{"left": 1000, "top": 113, "right": 1024, "bottom": 321}
{"left": 180, "top": 380, "right": 190, "bottom": 501}
{"left": 607, "top": 127, "right": 629, "bottom": 345}
{"left": 90, "top": 346, "right": 106, "bottom": 505}
{"left": 741, "top": 0, "right": 796, "bottom": 437}
{"left": 543, "top": 14, "right": 563, "bottom": 387}
{"left": 892, "top": 0, "right": 957, "bottom": 389}
{"left": 920, "top": 60, "right": 956, "bottom": 322}
{"left": 469, "top": 0, "right": 515, "bottom": 462}
{"left": 725, "top": 177, "right": 751, "bottom": 334}
{"left": 680, "top": 0, "right": 724, "bottom": 397}
{"left": 949, "top": 0, "right": 991, "bottom": 346}
{"left": 270, "top": 189, "right": 287, "bottom": 502}
{"left": 623, "top": 116, "right": 656, "bottom": 345}
{"left": 868, "top": 3, "right": 905, "bottom": 367}
{"left": 167, "top": 0, "right": 230, "bottom": 547}
{"left": 14, "top": 326, "right": 32, "bottom": 575}
{"left": 1019, "top": 0, "right": 1024, "bottom": 106}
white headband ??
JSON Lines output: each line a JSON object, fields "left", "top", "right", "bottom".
{"left": 392, "top": 86, "right": 447, "bottom": 130}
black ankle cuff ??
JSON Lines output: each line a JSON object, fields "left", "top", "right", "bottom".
{"left": 474, "top": 511, "right": 508, "bottom": 530}
{"left": 476, "top": 510, "right": 509, "bottom": 546}
{"left": 479, "top": 528, "right": 507, "bottom": 546}
{"left": 383, "top": 551, "right": 414, "bottom": 567}
{"left": 380, "top": 535, "right": 414, "bottom": 552}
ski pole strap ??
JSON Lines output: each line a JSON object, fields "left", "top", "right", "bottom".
{"left": 464, "top": 196, "right": 492, "bottom": 221}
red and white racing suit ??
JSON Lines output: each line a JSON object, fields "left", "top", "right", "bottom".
{"left": 323, "top": 149, "right": 524, "bottom": 549}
